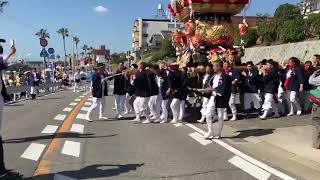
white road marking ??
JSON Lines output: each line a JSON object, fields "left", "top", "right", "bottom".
{"left": 79, "top": 95, "right": 85, "bottom": 98}
{"left": 69, "top": 102, "right": 77, "bottom": 106}
{"left": 76, "top": 113, "right": 87, "bottom": 120}
{"left": 41, "top": 125, "right": 59, "bottom": 134}
{"left": 21, "top": 143, "right": 46, "bottom": 161}
{"left": 63, "top": 107, "right": 73, "bottom": 112}
{"left": 61, "top": 141, "right": 80, "bottom": 157}
{"left": 229, "top": 156, "right": 271, "bottom": 180}
{"left": 54, "top": 114, "right": 67, "bottom": 121}
{"left": 88, "top": 98, "right": 93, "bottom": 101}
{"left": 70, "top": 124, "right": 84, "bottom": 134}
{"left": 185, "top": 123, "right": 296, "bottom": 180}
{"left": 54, "top": 174, "right": 78, "bottom": 180}
{"left": 74, "top": 99, "right": 81, "bottom": 102}
{"left": 186, "top": 123, "right": 207, "bottom": 135}
{"left": 81, "top": 107, "right": 90, "bottom": 112}
{"left": 84, "top": 102, "right": 92, "bottom": 106}
{"left": 173, "top": 123, "right": 183, "bottom": 127}
{"left": 189, "top": 132, "right": 212, "bottom": 146}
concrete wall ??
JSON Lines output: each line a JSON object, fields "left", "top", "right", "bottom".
{"left": 242, "top": 40, "right": 320, "bottom": 64}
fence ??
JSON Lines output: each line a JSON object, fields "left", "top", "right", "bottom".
{"left": 5, "top": 82, "right": 61, "bottom": 103}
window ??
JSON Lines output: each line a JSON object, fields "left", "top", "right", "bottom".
{"left": 143, "top": 22, "right": 149, "bottom": 27}
{"left": 143, "top": 34, "right": 148, "bottom": 38}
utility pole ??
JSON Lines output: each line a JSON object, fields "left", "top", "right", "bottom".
{"left": 72, "top": 38, "right": 75, "bottom": 77}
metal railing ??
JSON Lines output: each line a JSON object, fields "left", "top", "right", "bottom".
{"left": 5, "top": 82, "right": 61, "bottom": 103}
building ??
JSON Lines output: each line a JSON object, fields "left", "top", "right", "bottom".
{"left": 304, "top": 0, "right": 320, "bottom": 15}
{"left": 94, "top": 45, "right": 110, "bottom": 64}
{"left": 24, "top": 61, "right": 44, "bottom": 70}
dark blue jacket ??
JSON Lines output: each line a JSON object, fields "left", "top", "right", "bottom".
{"left": 303, "top": 69, "right": 314, "bottom": 91}
{"left": 212, "top": 73, "right": 232, "bottom": 108}
{"left": 113, "top": 73, "right": 129, "bottom": 96}
{"left": 242, "top": 69, "right": 261, "bottom": 93}
{"left": 159, "top": 71, "right": 170, "bottom": 100}
{"left": 283, "top": 66, "right": 304, "bottom": 92}
{"left": 261, "top": 69, "right": 280, "bottom": 94}
{"left": 225, "top": 68, "right": 240, "bottom": 94}
{"left": 28, "top": 73, "right": 40, "bottom": 87}
{"left": 92, "top": 72, "right": 103, "bottom": 98}
{"left": 134, "top": 71, "right": 158, "bottom": 97}
{"left": 168, "top": 70, "right": 188, "bottom": 100}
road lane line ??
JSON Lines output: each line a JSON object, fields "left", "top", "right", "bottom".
{"left": 88, "top": 98, "right": 93, "bottom": 101}
{"left": 21, "top": 143, "right": 46, "bottom": 161}
{"left": 79, "top": 95, "right": 85, "bottom": 98}
{"left": 189, "top": 132, "right": 212, "bottom": 146}
{"left": 74, "top": 98, "right": 81, "bottom": 102}
{"left": 84, "top": 102, "right": 92, "bottom": 106}
{"left": 70, "top": 124, "right": 84, "bottom": 134}
{"left": 229, "top": 156, "right": 271, "bottom": 180}
{"left": 185, "top": 123, "right": 296, "bottom": 180}
{"left": 173, "top": 123, "right": 183, "bottom": 127}
{"left": 54, "top": 114, "right": 67, "bottom": 121}
{"left": 76, "top": 113, "right": 87, "bottom": 120}
{"left": 41, "top": 125, "right": 59, "bottom": 134}
{"left": 61, "top": 141, "right": 81, "bottom": 157}
{"left": 34, "top": 93, "right": 90, "bottom": 176}
{"left": 54, "top": 174, "right": 77, "bottom": 180}
{"left": 69, "top": 102, "right": 77, "bottom": 106}
{"left": 63, "top": 107, "right": 73, "bottom": 112}
{"left": 81, "top": 107, "right": 90, "bottom": 112}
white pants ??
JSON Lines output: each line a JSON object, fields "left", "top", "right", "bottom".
{"left": 160, "top": 99, "right": 169, "bottom": 121}
{"left": 31, "top": 86, "right": 38, "bottom": 95}
{"left": 134, "top": 97, "right": 150, "bottom": 120}
{"left": 114, "top": 95, "right": 126, "bottom": 117}
{"left": 286, "top": 91, "right": 301, "bottom": 114}
{"left": 74, "top": 81, "right": 80, "bottom": 92}
{"left": 262, "top": 93, "right": 279, "bottom": 114}
{"left": 149, "top": 95, "right": 161, "bottom": 120}
{"left": 200, "top": 97, "right": 210, "bottom": 121}
{"left": 206, "top": 108, "right": 225, "bottom": 137}
{"left": 244, "top": 93, "right": 261, "bottom": 110}
{"left": 125, "top": 93, "right": 133, "bottom": 113}
{"left": 228, "top": 93, "right": 237, "bottom": 115}
{"left": 86, "top": 97, "right": 106, "bottom": 118}
{"left": 205, "top": 96, "right": 216, "bottom": 122}
{"left": 170, "top": 98, "right": 185, "bottom": 121}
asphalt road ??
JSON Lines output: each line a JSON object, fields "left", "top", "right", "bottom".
{"left": 1, "top": 89, "right": 298, "bottom": 180}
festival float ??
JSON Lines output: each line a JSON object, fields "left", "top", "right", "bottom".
{"left": 168, "top": 0, "right": 250, "bottom": 68}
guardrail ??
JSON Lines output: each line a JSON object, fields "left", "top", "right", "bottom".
{"left": 5, "top": 82, "right": 61, "bottom": 103}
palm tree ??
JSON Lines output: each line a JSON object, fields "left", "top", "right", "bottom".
{"left": 57, "top": 28, "right": 69, "bottom": 68}
{"left": 35, "top": 29, "right": 50, "bottom": 39}
{"left": 73, "top": 36, "right": 80, "bottom": 59}
{"left": 87, "top": 46, "right": 94, "bottom": 56}
{"left": 82, "top": 45, "right": 88, "bottom": 56}
{"left": 56, "top": 54, "right": 61, "bottom": 61}
{"left": 80, "top": 52, "right": 85, "bottom": 57}
{"left": 0, "top": 1, "right": 8, "bottom": 13}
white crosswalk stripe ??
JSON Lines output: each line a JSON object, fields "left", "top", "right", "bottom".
{"left": 76, "top": 113, "right": 87, "bottom": 120}
{"left": 41, "top": 125, "right": 59, "bottom": 134}
{"left": 84, "top": 102, "right": 92, "bottom": 106}
{"left": 54, "top": 114, "right": 67, "bottom": 121}
{"left": 69, "top": 102, "right": 77, "bottom": 106}
{"left": 70, "top": 124, "right": 84, "bottom": 134}
{"left": 189, "top": 132, "right": 212, "bottom": 146}
{"left": 63, "top": 107, "right": 73, "bottom": 112}
{"left": 61, "top": 141, "right": 81, "bottom": 157}
{"left": 21, "top": 143, "right": 46, "bottom": 161}
{"left": 81, "top": 107, "right": 90, "bottom": 112}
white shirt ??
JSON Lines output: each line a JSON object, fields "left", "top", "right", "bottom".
{"left": 74, "top": 72, "right": 80, "bottom": 80}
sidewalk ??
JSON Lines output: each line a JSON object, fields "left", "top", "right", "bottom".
{"left": 219, "top": 114, "right": 320, "bottom": 180}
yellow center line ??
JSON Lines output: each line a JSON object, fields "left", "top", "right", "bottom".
{"left": 33, "top": 93, "right": 91, "bottom": 176}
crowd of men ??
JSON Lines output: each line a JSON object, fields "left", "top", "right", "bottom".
{"left": 85, "top": 54, "right": 320, "bottom": 142}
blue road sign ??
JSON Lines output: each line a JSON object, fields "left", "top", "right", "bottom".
{"left": 49, "top": 54, "right": 55, "bottom": 59}
{"left": 40, "top": 48, "right": 49, "bottom": 58}
{"left": 48, "top": 48, "right": 55, "bottom": 54}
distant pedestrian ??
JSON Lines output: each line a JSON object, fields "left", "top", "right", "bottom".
{"left": 28, "top": 68, "right": 40, "bottom": 100}
{"left": 73, "top": 69, "right": 81, "bottom": 92}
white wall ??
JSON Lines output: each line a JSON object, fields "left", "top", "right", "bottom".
{"left": 242, "top": 40, "right": 320, "bottom": 64}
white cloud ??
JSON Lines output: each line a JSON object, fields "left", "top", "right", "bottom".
{"left": 93, "top": 5, "right": 108, "bottom": 13}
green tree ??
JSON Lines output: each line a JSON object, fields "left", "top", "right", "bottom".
{"left": 82, "top": 45, "right": 88, "bottom": 56}
{"left": 306, "top": 13, "right": 320, "bottom": 36}
{"left": 150, "top": 38, "right": 176, "bottom": 62}
{"left": 57, "top": 28, "right": 69, "bottom": 67}
{"left": 278, "top": 18, "right": 306, "bottom": 42}
{"left": 256, "top": 13, "right": 276, "bottom": 43}
{"left": 73, "top": 36, "right": 80, "bottom": 59}
{"left": 56, "top": 54, "right": 61, "bottom": 61}
{"left": 35, "top": 29, "right": 50, "bottom": 39}
{"left": 274, "top": 3, "right": 302, "bottom": 24}
{"left": 234, "top": 29, "right": 258, "bottom": 47}
{"left": 0, "top": 0, "right": 8, "bottom": 13}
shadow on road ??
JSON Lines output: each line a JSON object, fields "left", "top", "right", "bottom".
{"left": 29, "top": 163, "right": 144, "bottom": 180}
{"left": 36, "top": 97, "right": 65, "bottom": 101}
{"left": 227, "top": 129, "right": 275, "bottom": 139}
{"left": 3, "top": 133, "right": 118, "bottom": 144}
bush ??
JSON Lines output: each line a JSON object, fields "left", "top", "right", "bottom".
{"left": 278, "top": 18, "right": 306, "bottom": 43}
{"left": 233, "top": 29, "right": 258, "bottom": 47}
{"left": 150, "top": 38, "right": 176, "bottom": 62}
{"left": 274, "top": 3, "right": 302, "bottom": 24}
{"left": 306, "top": 14, "right": 320, "bottom": 36}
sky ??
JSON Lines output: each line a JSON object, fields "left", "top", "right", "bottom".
{"left": 0, "top": 0, "right": 299, "bottom": 61}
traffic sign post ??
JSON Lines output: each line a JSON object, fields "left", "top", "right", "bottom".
{"left": 48, "top": 48, "right": 55, "bottom": 54}
{"left": 40, "top": 38, "right": 48, "bottom": 48}
{"left": 40, "top": 48, "right": 49, "bottom": 58}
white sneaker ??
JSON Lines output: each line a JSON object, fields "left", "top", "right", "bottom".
{"left": 142, "top": 120, "right": 151, "bottom": 124}
{"left": 85, "top": 116, "right": 93, "bottom": 122}
{"left": 99, "top": 116, "right": 108, "bottom": 120}
{"left": 160, "top": 120, "right": 168, "bottom": 124}
{"left": 230, "top": 115, "right": 237, "bottom": 121}
{"left": 153, "top": 119, "right": 161, "bottom": 123}
{"left": 287, "top": 112, "right": 294, "bottom": 117}
{"left": 297, "top": 110, "right": 302, "bottom": 116}
{"left": 170, "top": 120, "right": 177, "bottom": 124}
{"left": 203, "top": 132, "right": 212, "bottom": 139}
{"left": 197, "top": 119, "right": 205, "bottom": 124}
{"left": 213, "top": 136, "right": 221, "bottom": 139}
